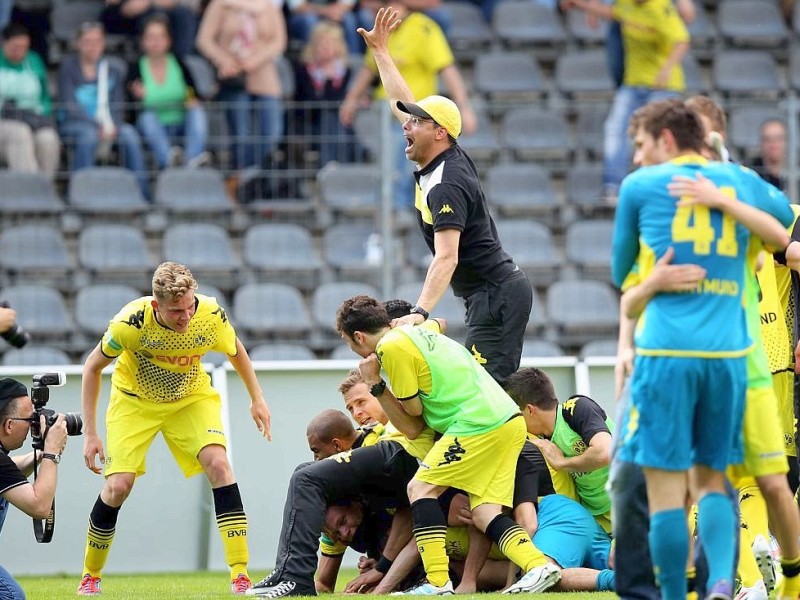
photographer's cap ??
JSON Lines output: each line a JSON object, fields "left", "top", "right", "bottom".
{"left": 0, "top": 378, "right": 28, "bottom": 409}
{"left": 397, "top": 95, "right": 462, "bottom": 140}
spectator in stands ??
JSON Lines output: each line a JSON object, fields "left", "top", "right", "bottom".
{"left": 0, "top": 23, "right": 60, "bottom": 178}
{"left": 340, "top": 0, "right": 475, "bottom": 214}
{"left": 286, "top": 0, "right": 371, "bottom": 56}
{"left": 128, "top": 14, "right": 210, "bottom": 170}
{"left": 57, "top": 22, "right": 149, "bottom": 198}
{"left": 562, "top": 0, "right": 689, "bottom": 202}
{"left": 294, "top": 22, "right": 360, "bottom": 167}
{"left": 749, "top": 118, "right": 787, "bottom": 191}
{"left": 100, "top": 0, "right": 198, "bottom": 58}
{"left": 197, "top": 0, "right": 286, "bottom": 187}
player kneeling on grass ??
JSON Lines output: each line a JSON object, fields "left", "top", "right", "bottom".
{"left": 76, "top": 262, "right": 271, "bottom": 596}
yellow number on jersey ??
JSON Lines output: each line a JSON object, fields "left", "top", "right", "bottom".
{"left": 671, "top": 188, "right": 738, "bottom": 256}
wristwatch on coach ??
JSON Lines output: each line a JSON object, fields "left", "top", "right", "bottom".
{"left": 41, "top": 452, "right": 61, "bottom": 464}
{"left": 410, "top": 305, "right": 429, "bottom": 320}
{"left": 369, "top": 379, "right": 387, "bottom": 398}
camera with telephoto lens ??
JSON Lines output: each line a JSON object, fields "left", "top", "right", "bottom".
{"left": 0, "top": 301, "right": 30, "bottom": 348}
{"left": 29, "top": 372, "right": 82, "bottom": 451}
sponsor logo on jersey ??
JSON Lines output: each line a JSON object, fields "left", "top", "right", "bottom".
{"left": 439, "top": 204, "right": 454, "bottom": 214}
{"left": 438, "top": 438, "right": 466, "bottom": 466}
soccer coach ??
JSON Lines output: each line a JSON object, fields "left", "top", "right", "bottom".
{"left": 359, "top": 8, "right": 533, "bottom": 386}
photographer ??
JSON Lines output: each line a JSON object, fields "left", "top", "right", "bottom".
{"left": 0, "top": 378, "right": 68, "bottom": 600}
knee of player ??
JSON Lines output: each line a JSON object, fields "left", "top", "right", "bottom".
{"left": 756, "top": 473, "right": 792, "bottom": 502}
{"left": 104, "top": 475, "right": 135, "bottom": 504}
{"left": 202, "top": 455, "right": 234, "bottom": 485}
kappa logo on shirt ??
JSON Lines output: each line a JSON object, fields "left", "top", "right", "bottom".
{"left": 438, "top": 204, "right": 454, "bottom": 214}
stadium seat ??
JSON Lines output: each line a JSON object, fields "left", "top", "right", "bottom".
{"left": 0, "top": 172, "right": 63, "bottom": 216}
{"left": 565, "top": 162, "right": 606, "bottom": 210}
{"left": 50, "top": 1, "right": 103, "bottom": 47}
{"left": 564, "top": 219, "right": 614, "bottom": 281}
{"left": 457, "top": 109, "right": 501, "bottom": 164}
{"left": 329, "top": 344, "right": 358, "bottom": 361}
{"left": 323, "top": 223, "right": 383, "bottom": 285}
{"left": 682, "top": 53, "right": 707, "bottom": 93}
{"left": 311, "top": 281, "right": 379, "bottom": 341}
{"left": 248, "top": 343, "right": 316, "bottom": 361}
{"left": 162, "top": 223, "right": 241, "bottom": 289}
{"left": 521, "top": 339, "right": 564, "bottom": 358}
{"left": 395, "top": 282, "right": 467, "bottom": 337}
{"left": 276, "top": 55, "right": 296, "bottom": 99}
{"left": 155, "top": 168, "right": 232, "bottom": 214}
{"left": 181, "top": 55, "right": 218, "bottom": 101}
{"left": 0, "top": 224, "right": 73, "bottom": 287}
{"left": 232, "top": 283, "right": 313, "bottom": 338}
{"left": 75, "top": 284, "right": 140, "bottom": 336}
{"left": 197, "top": 285, "right": 228, "bottom": 307}
{"left": 486, "top": 163, "right": 561, "bottom": 223}
{"left": 555, "top": 49, "right": 615, "bottom": 98}
{"left": 580, "top": 338, "right": 618, "bottom": 358}
{"left": 493, "top": 2, "right": 567, "bottom": 47}
{"left": 353, "top": 106, "right": 381, "bottom": 163}
{"left": 565, "top": 9, "right": 608, "bottom": 45}
{"left": 790, "top": 44, "right": 800, "bottom": 90}
{"left": 495, "top": 219, "right": 561, "bottom": 287}
{"left": 405, "top": 226, "right": 432, "bottom": 272}
{"left": 1, "top": 345, "right": 71, "bottom": 367}
{"left": 686, "top": 4, "right": 717, "bottom": 51}
{"left": 474, "top": 52, "right": 546, "bottom": 100}
{"left": 728, "top": 104, "right": 784, "bottom": 158}
{"left": 0, "top": 285, "right": 73, "bottom": 338}
{"left": 68, "top": 167, "right": 148, "bottom": 214}
{"left": 575, "top": 103, "right": 609, "bottom": 160}
{"left": 717, "top": 0, "right": 788, "bottom": 47}
{"left": 317, "top": 162, "right": 381, "bottom": 216}
{"left": 79, "top": 224, "right": 154, "bottom": 288}
{"left": 526, "top": 291, "right": 547, "bottom": 335}
{"left": 243, "top": 223, "right": 322, "bottom": 291}
{"left": 500, "top": 107, "right": 573, "bottom": 162}
{"left": 546, "top": 279, "right": 619, "bottom": 346}
{"left": 713, "top": 51, "right": 781, "bottom": 97}
{"left": 447, "top": 2, "right": 494, "bottom": 55}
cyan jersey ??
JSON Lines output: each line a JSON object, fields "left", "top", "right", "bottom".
{"left": 611, "top": 156, "right": 792, "bottom": 357}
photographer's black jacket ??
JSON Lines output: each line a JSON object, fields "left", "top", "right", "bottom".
{"left": 0, "top": 451, "right": 27, "bottom": 532}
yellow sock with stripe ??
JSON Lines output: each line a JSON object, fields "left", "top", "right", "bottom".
{"left": 411, "top": 498, "right": 450, "bottom": 587}
{"left": 485, "top": 514, "right": 548, "bottom": 572}
{"left": 213, "top": 483, "right": 249, "bottom": 579}
{"left": 82, "top": 496, "right": 120, "bottom": 578}
{"left": 686, "top": 566, "right": 697, "bottom": 600}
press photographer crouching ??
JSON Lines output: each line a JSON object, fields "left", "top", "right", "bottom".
{"left": 0, "top": 379, "right": 68, "bottom": 600}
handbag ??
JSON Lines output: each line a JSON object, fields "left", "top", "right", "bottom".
{"left": 0, "top": 100, "right": 54, "bottom": 131}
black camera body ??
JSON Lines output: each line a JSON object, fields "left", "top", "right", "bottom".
{"left": 0, "top": 301, "right": 30, "bottom": 348}
{"left": 30, "top": 372, "right": 82, "bottom": 451}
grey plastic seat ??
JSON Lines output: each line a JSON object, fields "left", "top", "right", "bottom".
{"left": 580, "top": 338, "right": 618, "bottom": 358}
{"left": 713, "top": 51, "right": 781, "bottom": 96}
{"left": 0, "top": 224, "right": 72, "bottom": 275}
{"left": 493, "top": 2, "right": 566, "bottom": 45}
{"left": 565, "top": 9, "right": 608, "bottom": 44}
{"left": 197, "top": 285, "right": 228, "bottom": 307}
{"left": 718, "top": 0, "right": 788, "bottom": 46}
{"left": 501, "top": 108, "right": 573, "bottom": 161}
{"left": 68, "top": 167, "right": 148, "bottom": 213}
{"left": 495, "top": 220, "right": 561, "bottom": 286}
{"left": 155, "top": 168, "right": 232, "bottom": 213}
{"left": 162, "top": 223, "right": 239, "bottom": 270}
{"left": 457, "top": 110, "right": 501, "bottom": 163}
{"left": 575, "top": 103, "right": 610, "bottom": 160}
{"left": 50, "top": 1, "right": 103, "bottom": 44}
{"left": 323, "top": 223, "right": 382, "bottom": 279}
{"left": 447, "top": 2, "right": 493, "bottom": 53}
{"left": 330, "top": 344, "right": 358, "bottom": 361}
{"left": 728, "top": 105, "right": 783, "bottom": 158}
{"left": 686, "top": 4, "right": 717, "bottom": 48}
{"left": 406, "top": 226, "right": 433, "bottom": 271}
{"left": 317, "top": 163, "right": 381, "bottom": 214}
{"left": 474, "top": 52, "right": 546, "bottom": 98}
{"left": 233, "top": 283, "right": 312, "bottom": 337}
{"left": 79, "top": 224, "right": 153, "bottom": 276}
{"left": 395, "top": 282, "right": 467, "bottom": 336}
{"left": 546, "top": 280, "right": 619, "bottom": 343}
{"left": 311, "top": 281, "right": 379, "bottom": 332}
{"left": 682, "top": 54, "right": 706, "bottom": 93}
{"left": 790, "top": 44, "right": 800, "bottom": 90}
{"left": 75, "top": 284, "right": 140, "bottom": 335}
{"left": 565, "top": 219, "right": 614, "bottom": 280}
{"left": 353, "top": 107, "right": 381, "bottom": 162}
{"left": 248, "top": 343, "right": 316, "bottom": 361}
{"left": 555, "top": 49, "right": 614, "bottom": 97}
{"left": 566, "top": 163, "right": 605, "bottom": 208}
{"left": 0, "top": 286, "right": 73, "bottom": 338}
{"left": 521, "top": 339, "right": 564, "bottom": 358}
{"left": 243, "top": 223, "right": 322, "bottom": 289}
{"left": 526, "top": 292, "right": 547, "bottom": 334}
{"left": 486, "top": 163, "right": 560, "bottom": 220}
{"left": 0, "top": 172, "right": 63, "bottom": 215}
{"left": 181, "top": 55, "right": 218, "bottom": 100}
{"left": 2, "top": 345, "right": 71, "bottom": 367}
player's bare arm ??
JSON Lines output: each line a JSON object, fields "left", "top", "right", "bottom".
{"left": 357, "top": 7, "right": 413, "bottom": 123}
{"left": 81, "top": 343, "right": 114, "bottom": 474}
{"left": 668, "top": 172, "right": 791, "bottom": 251}
{"left": 530, "top": 434, "right": 611, "bottom": 473}
{"left": 358, "top": 353, "right": 425, "bottom": 438}
{"left": 228, "top": 338, "right": 272, "bottom": 440}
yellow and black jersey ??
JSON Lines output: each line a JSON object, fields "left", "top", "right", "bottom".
{"left": 101, "top": 294, "right": 237, "bottom": 403}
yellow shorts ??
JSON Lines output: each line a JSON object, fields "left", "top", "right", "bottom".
{"left": 729, "top": 385, "right": 787, "bottom": 481}
{"left": 415, "top": 416, "right": 526, "bottom": 509}
{"left": 594, "top": 511, "right": 612, "bottom": 535}
{"left": 773, "top": 370, "right": 796, "bottom": 457}
{"left": 104, "top": 385, "right": 227, "bottom": 478}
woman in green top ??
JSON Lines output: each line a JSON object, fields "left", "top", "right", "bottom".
{"left": 128, "top": 14, "right": 209, "bottom": 169}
